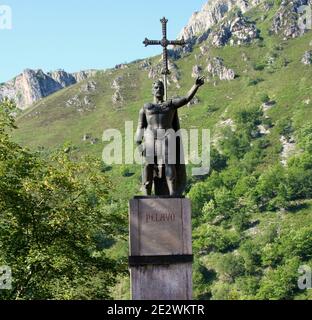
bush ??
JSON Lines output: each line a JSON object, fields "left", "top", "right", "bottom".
{"left": 276, "top": 117, "right": 294, "bottom": 139}
{"left": 256, "top": 258, "right": 301, "bottom": 300}
{"left": 210, "top": 147, "right": 228, "bottom": 172}
{"left": 215, "top": 253, "right": 246, "bottom": 282}
{"left": 220, "top": 128, "right": 251, "bottom": 159}
{"left": 253, "top": 63, "right": 266, "bottom": 71}
{"left": 240, "top": 241, "right": 262, "bottom": 274}
{"left": 193, "top": 225, "right": 240, "bottom": 254}
{"left": 248, "top": 78, "right": 264, "bottom": 86}
{"left": 297, "top": 123, "right": 312, "bottom": 153}
{"left": 211, "top": 282, "right": 240, "bottom": 300}
{"left": 188, "top": 182, "right": 213, "bottom": 215}
{"left": 254, "top": 165, "right": 288, "bottom": 211}
{"left": 259, "top": 93, "right": 270, "bottom": 104}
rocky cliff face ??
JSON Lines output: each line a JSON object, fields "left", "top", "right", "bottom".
{"left": 178, "top": 0, "right": 262, "bottom": 44}
{"left": 0, "top": 69, "right": 96, "bottom": 110}
{"left": 177, "top": 0, "right": 312, "bottom": 51}
{"left": 210, "top": 12, "right": 259, "bottom": 47}
{"left": 271, "top": 0, "right": 312, "bottom": 39}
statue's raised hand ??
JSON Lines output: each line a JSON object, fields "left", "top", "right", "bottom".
{"left": 195, "top": 76, "right": 205, "bottom": 87}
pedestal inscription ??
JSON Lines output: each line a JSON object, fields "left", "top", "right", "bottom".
{"left": 129, "top": 198, "right": 192, "bottom": 256}
{"left": 129, "top": 197, "right": 193, "bottom": 300}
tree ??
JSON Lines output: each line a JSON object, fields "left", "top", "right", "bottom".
{"left": 0, "top": 101, "right": 125, "bottom": 300}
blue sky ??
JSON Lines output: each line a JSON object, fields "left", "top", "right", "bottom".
{"left": 0, "top": 0, "right": 205, "bottom": 83}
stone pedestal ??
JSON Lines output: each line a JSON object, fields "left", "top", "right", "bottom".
{"left": 129, "top": 197, "right": 193, "bottom": 300}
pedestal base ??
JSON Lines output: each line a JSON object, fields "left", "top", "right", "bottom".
{"left": 131, "top": 264, "right": 192, "bottom": 300}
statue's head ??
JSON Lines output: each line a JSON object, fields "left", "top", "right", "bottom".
{"left": 152, "top": 80, "right": 164, "bottom": 99}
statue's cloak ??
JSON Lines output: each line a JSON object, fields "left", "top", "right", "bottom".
{"left": 154, "top": 109, "right": 187, "bottom": 196}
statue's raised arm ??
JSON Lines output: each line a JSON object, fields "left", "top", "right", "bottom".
{"left": 172, "top": 76, "right": 205, "bottom": 109}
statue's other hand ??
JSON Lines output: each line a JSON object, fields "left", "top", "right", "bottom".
{"left": 196, "top": 76, "right": 205, "bottom": 87}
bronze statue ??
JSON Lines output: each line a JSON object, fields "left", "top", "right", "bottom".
{"left": 138, "top": 16, "right": 205, "bottom": 196}
{"left": 135, "top": 76, "right": 205, "bottom": 197}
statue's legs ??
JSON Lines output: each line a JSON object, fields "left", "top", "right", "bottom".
{"left": 165, "top": 164, "right": 177, "bottom": 197}
{"left": 143, "top": 164, "right": 154, "bottom": 196}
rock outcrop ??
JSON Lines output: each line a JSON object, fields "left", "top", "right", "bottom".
{"left": 146, "top": 59, "right": 181, "bottom": 89}
{"left": 111, "top": 76, "right": 124, "bottom": 105}
{"left": 48, "top": 70, "right": 76, "bottom": 87}
{"left": 0, "top": 69, "right": 97, "bottom": 110}
{"left": 302, "top": 50, "right": 312, "bottom": 64}
{"left": 178, "top": 0, "right": 262, "bottom": 45}
{"left": 207, "top": 57, "right": 236, "bottom": 80}
{"left": 210, "top": 13, "right": 259, "bottom": 47}
{"left": 192, "top": 65, "right": 203, "bottom": 78}
{"left": 271, "top": 0, "right": 312, "bottom": 39}
{"left": 72, "top": 70, "right": 97, "bottom": 82}
{"left": 280, "top": 135, "right": 296, "bottom": 166}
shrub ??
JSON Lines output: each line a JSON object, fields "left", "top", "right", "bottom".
{"left": 193, "top": 225, "right": 240, "bottom": 254}
{"left": 259, "top": 93, "right": 270, "bottom": 104}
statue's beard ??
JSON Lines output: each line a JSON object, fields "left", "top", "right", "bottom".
{"left": 154, "top": 92, "right": 164, "bottom": 99}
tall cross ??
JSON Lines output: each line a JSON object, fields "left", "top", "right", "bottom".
{"left": 143, "top": 17, "right": 186, "bottom": 101}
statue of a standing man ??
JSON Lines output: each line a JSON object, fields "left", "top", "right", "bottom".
{"left": 135, "top": 76, "right": 205, "bottom": 197}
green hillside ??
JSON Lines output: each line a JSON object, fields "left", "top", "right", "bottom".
{"left": 11, "top": 2, "right": 312, "bottom": 300}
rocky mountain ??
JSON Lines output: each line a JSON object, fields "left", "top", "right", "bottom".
{"left": 178, "top": 0, "right": 263, "bottom": 45}
{"left": 177, "top": 0, "right": 312, "bottom": 52}
{"left": 0, "top": 69, "right": 97, "bottom": 110}
{"left": 3, "top": 0, "right": 311, "bottom": 111}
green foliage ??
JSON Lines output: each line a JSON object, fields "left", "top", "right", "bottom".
{"left": 247, "top": 78, "right": 264, "bottom": 86}
{"left": 193, "top": 225, "right": 240, "bottom": 254}
{"left": 234, "top": 107, "right": 263, "bottom": 134}
{"left": 220, "top": 127, "right": 251, "bottom": 159}
{"left": 119, "top": 165, "right": 135, "bottom": 177}
{"left": 254, "top": 165, "right": 287, "bottom": 211}
{"left": 297, "top": 123, "right": 312, "bottom": 153}
{"left": 256, "top": 258, "right": 301, "bottom": 300}
{"left": 206, "top": 105, "right": 219, "bottom": 114}
{"left": 276, "top": 117, "right": 294, "bottom": 139}
{"left": 215, "top": 253, "right": 246, "bottom": 282}
{"left": 193, "top": 259, "right": 216, "bottom": 300}
{"left": 210, "top": 147, "right": 228, "bottom": 172}
{"left": 259, "top": 93, "right": 270, "bottom": 104}
{"left": 240, "top": 241, "right": 262, "bottom": 274}
{"left": 188, "top": 181, "right": 214, "bottom": 216}
{"left": 253, "top": 63, "right": 266, "bottom": 71}
{"left": 0, "top": 102, "right": 125, "bottom": 300}
{"left": 211, "top": 282, "right": 240, "bottom": 300}
{"left": 262, "top": 226, "right": 312, "bottom": 267}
